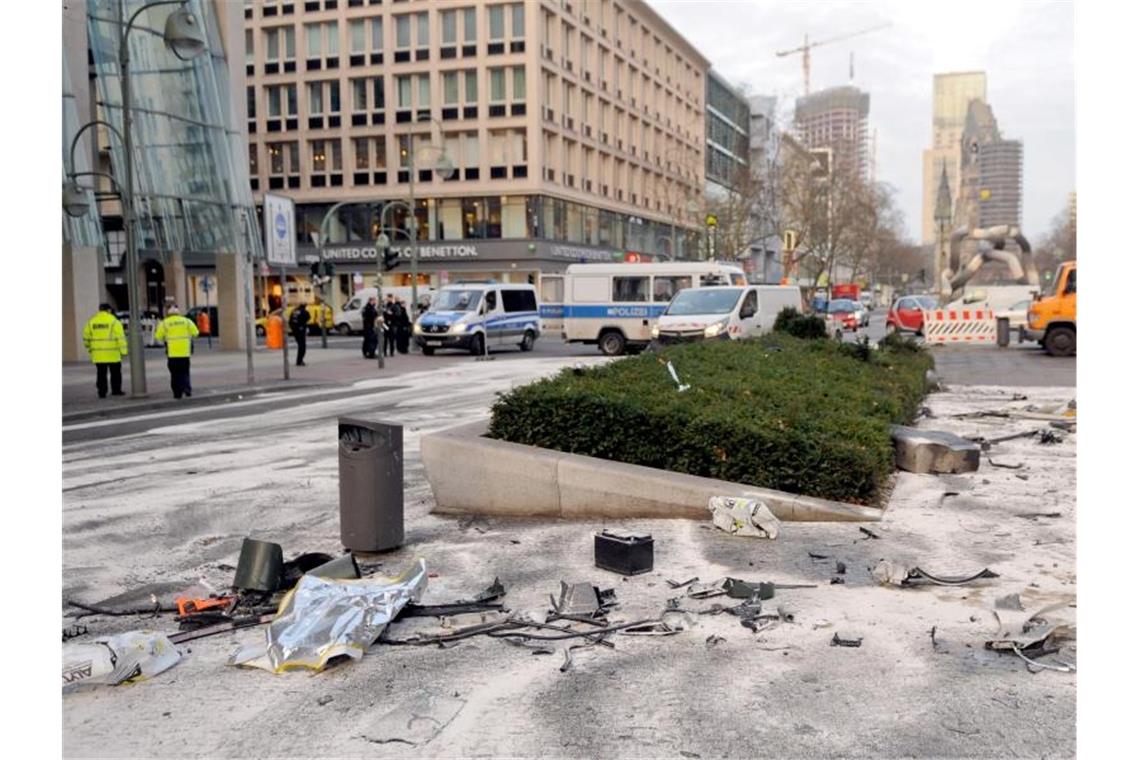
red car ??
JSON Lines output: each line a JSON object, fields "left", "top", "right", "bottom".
{"left": 886, "top": 295, "right": 938, "bottom": 334}
{"left": 826, "top": 299, "right": 860, "bottom": 332}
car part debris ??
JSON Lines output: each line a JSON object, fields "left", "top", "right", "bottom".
{"left": 995, "top": 594, "right": 1024, "bottom": 611}
{"left": 594, "top": 529, "right": 654, "bottom": 575}
{"left": 708, "top": 496, "right": 780, "bottom": 539}
{"left": 930, "top": 626, "right": 938, "bottom": 649}
{"left": 872, "top": 560, "right": 999, "bottom": 587}
{"left": 361, "top": 695, "right": 466, "bottom": 747}
{"left": 62, "top": 624, "right": 88, "bottom": 642}
{"left": 66, "top": 598, "right": 178, "bottom": 618}
{"left": 281, "top": 552, "right": 336, "bottom": 588}
{"left": 986, "top": 457, "right": 1024, "bottom": 470}
{"left": 835, "top": 561, "right": 847, "bottom": 575}
{"left": 1011, "top": 645, "right": 1075, "bottom": 673}
{"left": 776, "top": 605, "right": 795, "bottom": 623}
{"left": 723, "top": 578, "right": 776, "bottom": 600}
{"left": 687, "top": 580, "right": 728, "bottom": 599}
{"left": 706, "top": 634, "right": 727, "bottom": 648}
{"left": 859, "top": 527, "right": 881, "bottom": 540}
{"left": 307, "top": 553, "right": 362, "bottom": 581}
{"left": 400, "top": 601, "right": 504, "bottom": 619}
{"left": 63, "top": 630, "right": 180, "bottom": 690}
{"left": 175, "top": 596, "right": 236, "bottom": 617}
{"left": 233, "top": 538, "right": 285, "bottom": 593}
{"left": 1037, "top": 429, "right": 1064, "bottom": 444}
{"left": 830, "top": 633, "right": 863, "bottom": 648}
{"left": 808, "top": 552, "right": 829, "bottom": 560}
{"left": 229, "top": 558, "right": 427, "bottom": 673}
{"left": 474, "top": 577, "right": 506, "bottom": 603}
{"left": 555, "top": 582, "right": 605, "bottom": 617}
{"left": 830, "top": 577, "right": 846, "bottom": 585}
{"left": 666, "top": 576, "right": 699, "bottom": 589}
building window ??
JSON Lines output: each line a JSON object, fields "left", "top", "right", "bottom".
{"left": 441, "top": 9, "right": 457, "bottom": 45}
{"left": 308, "top": 81, "right": 323, "bottom": 115}
{"left": 350, "top": 19, "right": 365, "bottom": 53}
{"left": 489, "top": 5, "right": 504, "bottom": 40}
{"left": 246, "top": 86, "right": 256, "bottom": 119}
{"left": 354, "top": 137, "right": 370, "bottom": 170}
{"left": 510, "top": 3, "right": 525, "bottom": 40}
{"left": 310, "top": 138, "right": 341, "bottom": 175}
{"left": 249, "top": 143, "right": 258, "bottom": 175}
{"left": 268, "top": 141, "right": 300, "bottom": 189}
{"left": 245, "top": 29, "right": 254, "bottom": 64}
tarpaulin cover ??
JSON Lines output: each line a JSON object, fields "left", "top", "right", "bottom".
{"left": 230, "top": 558, "right": 427, "bottom": 673}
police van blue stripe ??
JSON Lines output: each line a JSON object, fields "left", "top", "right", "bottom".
{"left": 562, "top": 304, "right": 669, "bottom": 319}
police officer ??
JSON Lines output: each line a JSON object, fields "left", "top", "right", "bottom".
{"left": 382, "top": 295, "right": 398, "bottom": 357}
{"left": 361, "top": 297, "right": 379, "bottom": 359}
{"left": 155, "top": 305, "right": 200, "bottom": 399}
{"left": 289, "top": 304, "right": 311, "bottom": 366}
{"left": 82, "top": 303, "right": 128, "bottom": 398}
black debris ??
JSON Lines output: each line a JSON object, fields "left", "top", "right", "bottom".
{"left": 474, "top": 577, "right": 506, "bottom": 603}
{"left": 317, "top": 695, "right": 334, "bottom": 706}
{"left": 830, "top": 577, "right": 846, "bottom": 585}
{"left": 62, "top": 624, "right": 88, "bottom": 642}
{"left": 859, "top": 527, "right": 881, "bottom": 540}
{"left": 831, "top": 633, "right": 863, "bottom": 648}
{"left": 904, "top": 567, "right": 999, "bottom": 587}
{"left": 836, "top": 561, "right": 847, "bottom": 575}
{"left": 666, "top": 576, "right": 699, "bottom": 589}
{"left": 986, "top": 457, "right": 1024, "bottom": 470}
{"left": 808, "top": 552, "right": 829, "bottom": 560}
{"left": 723, "top": 578, "right": 775, "bottom": 600}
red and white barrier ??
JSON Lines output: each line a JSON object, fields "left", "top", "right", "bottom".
{"left": 921, "top": 308, "right": 997, "bottom": 345}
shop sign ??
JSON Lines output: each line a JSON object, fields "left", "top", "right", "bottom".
{"left": 549, "top": 245, "right": 618, "bottom": 262}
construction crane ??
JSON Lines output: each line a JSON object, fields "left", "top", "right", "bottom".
{"left": 776, "top": 23, "right": 892, "bottom": 97}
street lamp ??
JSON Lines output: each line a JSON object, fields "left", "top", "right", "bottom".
{"left": 62, "top": 0, "right": 206, "bottom": 398}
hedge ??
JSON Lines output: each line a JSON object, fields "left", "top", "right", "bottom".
{"left": 487, "top": 333, "right": 933, "bottom": 505}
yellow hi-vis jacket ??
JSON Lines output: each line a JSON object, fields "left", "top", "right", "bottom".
{"left": 155, "top": 314, "right": 199, "bottom": 358}
{"left": 82, "top": 311, "right": 128, "bottom": 364}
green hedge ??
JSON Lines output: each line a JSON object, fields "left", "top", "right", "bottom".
{"left": 487, "top": 334, "right": 933, "bottom": 504}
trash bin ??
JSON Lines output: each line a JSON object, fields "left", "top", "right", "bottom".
{"left": 338, "top": 418, "right": 403, "bottom": 552}
{"left": 996, "top": 317, "right": 1010, "bottom": 347}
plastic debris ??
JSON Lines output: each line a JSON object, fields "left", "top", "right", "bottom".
{"left": 666, "top": 360, "right": 690, "bottom": 392}
{"left": 708, "top": 496, "right": 780, "bottom": 539}
{"left": 229, "top": 558, "right": 427, "bottom": 673}
{"left": 63, "top": 630, "right": 180, "bottom": 690}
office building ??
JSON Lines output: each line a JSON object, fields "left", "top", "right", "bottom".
{"left": 704, "top": 71, "right": 749, "bottom": 191}
{"left": 243, "top": 0, "right": 710, "bottom": 309}
{"left": 793, "top": 85, "right": 869, "bottom": 181}
{"left": 747, "top": 94, "right": 780, "bottom": 281}
{"left": 62, "top": 0, "right": 260, "bottom": 360}
{"left": 921, "top": 71, "right": 986, "bottom": 244}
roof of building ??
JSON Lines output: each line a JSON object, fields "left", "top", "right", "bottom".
{"left": 794, "top": 86, "right": 870, "bottom": 121}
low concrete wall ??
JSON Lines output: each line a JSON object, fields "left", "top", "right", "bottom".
{"left": 422, "top": 419, "right": 882, "bottom": 522}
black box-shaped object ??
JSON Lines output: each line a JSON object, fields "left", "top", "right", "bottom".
{"left": 594, "top": 529, "right": 654, "bottom": 575}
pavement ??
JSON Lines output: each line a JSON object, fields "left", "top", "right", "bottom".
{"left": 61, "top": 340, "right": 1076, "bottom": 758}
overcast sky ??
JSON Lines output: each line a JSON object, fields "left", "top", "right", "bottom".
{"left": 650, "top": 0, "right": 1075, "bottom": 242}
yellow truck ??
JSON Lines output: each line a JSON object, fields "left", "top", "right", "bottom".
{"left": 1023, "top": 260, "right": 1076, "bottom": 356}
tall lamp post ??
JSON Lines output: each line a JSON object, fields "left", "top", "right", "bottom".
{"left": 63, "top": 0, "right": 206, "bottom": 398}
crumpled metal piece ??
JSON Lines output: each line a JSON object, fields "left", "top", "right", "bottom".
{"left": 872, "top": 560, "right": 999, "bottom": 587}
{"left": 229, "top": 558, "right": 427, "bottom": 673}
{"left": 708, "top": 496, "right": 780, "bottom": 539}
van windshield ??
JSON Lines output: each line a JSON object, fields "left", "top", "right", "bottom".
{"left": 430, "top": 289, "right": 482, "bottom": 312}
{"left": 665, "top": 288, "right": 743, "bottom": 316}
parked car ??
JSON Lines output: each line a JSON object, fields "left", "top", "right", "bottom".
{"left": 996, "top": 299, "right": 1031, "bottom": 334}
{"left": 859, "top": 292, "right": 874, "bottom": 311}
{"left": 826, "top": 299, "right": 860, "bottom": 332}
{"left": 255, "top": 304, "right": 334, "bottom": 336}
{"left": 885, "top": 295, "right": 938, "bottom": 335}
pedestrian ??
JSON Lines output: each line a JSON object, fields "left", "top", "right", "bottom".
{"left": 289, "top": 304, "right": 311, "bottom": 366}
{"left": 82, "top": 303, "right": 128, "bottom": 398}
{"left": 361, "top": 296, "right": 379, "bottom": 359}
{"left": 382, "top": 294, "right": 398, "bottom": 357}
{"left": 154, "top": 304, "right": 199, "bottom": 399}
{"left": 395, "top": 298, "right": 412, "bottom": 354}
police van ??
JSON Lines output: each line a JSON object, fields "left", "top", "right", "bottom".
{"left": 413, "top": 282, "right": 540, "bottom": 356}
{"left": 559, "top": 262, "right": 747, "bottom": 355}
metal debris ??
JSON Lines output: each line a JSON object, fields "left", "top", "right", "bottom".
{"left": 859, "top": 527, "right": 881, "bottom": 540}
{"left": 995, "top": 594, "right": 1024, "bottom": 611}
{"left": 830, "top": 633, "right": 863, "bottom": 648}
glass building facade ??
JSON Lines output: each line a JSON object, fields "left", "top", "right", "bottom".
{"left": 85, "top": 0, "right": 261, "bottom": 263}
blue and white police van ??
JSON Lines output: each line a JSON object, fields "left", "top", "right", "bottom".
{"left": 560, "top": 262, "right": 748, "bottom": 355}
{"left": 413, "top": 282, "right": 540, "bottom": 356}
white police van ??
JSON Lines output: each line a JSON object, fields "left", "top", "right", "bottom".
{"left": 560, "top": 262, "right": 747, "bottom": 355}
{"left": 413, "top": 282, "right": 540, "bottom": 356}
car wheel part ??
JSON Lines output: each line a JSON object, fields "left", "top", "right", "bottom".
{"left": 337, "top": 323, "right": 352, "bottom": 336}
{"left": 599, "top": 331, "right": 626, "bottom": 356}
{"left": 519, "top": 331, "right": 535, "bottom": 352}
{"left": 1044, "top": 326, "right": 1075, "bottom": 357}
{"left": 470, "top": 333, "right": 485, "bottom": 356}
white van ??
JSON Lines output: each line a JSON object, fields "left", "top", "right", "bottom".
{"left": 336, "top": 286, "right": 435, "bottom": 335}
{"left": 413, "top": 282, "right": 540, "bottom": 355}
{"left": 561, "top": 262, "right": 747, "bottom": 355}
{"left": 652, "top": 285, "right": 802, "bottom": 344}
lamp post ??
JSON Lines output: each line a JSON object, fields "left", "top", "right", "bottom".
{"left": 64, "top": 0, "right": 206, "bottom": 398}
{"left": 405, "top": 115, "right": 455, "bottom": 311}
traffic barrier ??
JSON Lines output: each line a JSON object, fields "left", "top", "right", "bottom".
{"left": 921, "top": 308, "right": 997, "bottom": 345}
{"left": 266, "top": 314, "right": 285, "bottom": 349}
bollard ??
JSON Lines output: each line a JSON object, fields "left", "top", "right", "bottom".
{"left": 996, "top": 317, "right": 1010, "bottom": 348}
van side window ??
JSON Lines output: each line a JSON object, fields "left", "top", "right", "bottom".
{"left": 484, "top": 290, "right": 497, "bottom": 311}
{"left": 613, "top": 276, "right": 649, "bottom": 302}
{"left": 652, "top": 276, "right": 692, "bottom": 301}
{"left": 700, "top": 273, "right": 728, "bottom": 286}
{"left": 740, "top": 290, "right": 758, "bottom": 318}
{"left": 502, "top": 289, "right": 537, "bottom": 312}
{"left": 346, "top": 299, "right": 360, "bottom": 310}
{"left": 731, "top": 273, "right": 747, "bottom": 286}
{"left": 1064, "top": 269, "right": 1076, "bottom": 294}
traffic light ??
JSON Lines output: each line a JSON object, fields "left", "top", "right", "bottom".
{"left": 310, "top": 261, "right": 320, "bottom": 277}
{"left": 383, "top": 247, "right": 400, "bottom": 271}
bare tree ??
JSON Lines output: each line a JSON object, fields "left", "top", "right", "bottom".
{"left": 1034, "top": 200, "right": 1076, "bottom": 276}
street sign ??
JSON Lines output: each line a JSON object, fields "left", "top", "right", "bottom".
{"left": 705, "top": 213, "right": 718, "bottom": 228}
{"left": 263, "top": 193, "right": 296, "bottom": 266}
{"left": 783, "top": 229, "right": 797, "bottom": 251}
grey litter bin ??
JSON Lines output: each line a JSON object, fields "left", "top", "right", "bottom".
{"left": 338, "top": 418, "right": 403, "bottom": 552}
{"left": 996, "top": 317, "right": 1011, "bottom": 347}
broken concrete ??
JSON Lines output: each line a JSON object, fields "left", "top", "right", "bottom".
{"left": 422, "top": 419, "right": 883, "bottom": 522}
{"left": 890, "top": 425, "right": 981, "bottom": 474}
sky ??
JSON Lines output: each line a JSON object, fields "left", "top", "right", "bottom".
{"left": 650, "top": 0, "right": 1076, "bottom": 243}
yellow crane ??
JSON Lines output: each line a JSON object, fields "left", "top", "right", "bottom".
{"left": 776, "top": 23, "right": 892, "bottom": 96}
